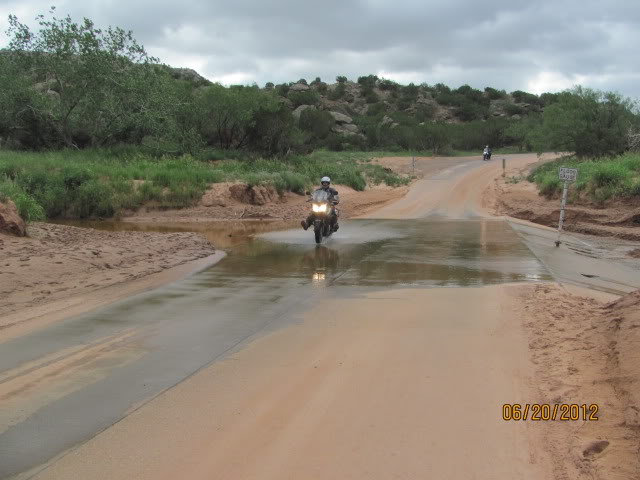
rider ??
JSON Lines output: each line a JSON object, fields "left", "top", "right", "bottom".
{"left": 301, "top": 176, "right": 339, "bottom": 232}
{"left": 483, "top": 145, "right": 492, "bottom": 158}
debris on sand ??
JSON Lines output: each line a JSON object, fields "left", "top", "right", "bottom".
{"left": 0, "top": 200, "right": 26, "bottom": 237}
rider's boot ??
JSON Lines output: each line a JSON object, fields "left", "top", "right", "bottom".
{"left": 301, "top": 220, "right": 309, "bottom": 231}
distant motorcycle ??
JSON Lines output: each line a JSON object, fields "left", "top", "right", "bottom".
{"left": 483, "top": 151, "right": 492, "bottom": 161}
{"left": 308, "top": 190, "right": 338, "bottom": 244}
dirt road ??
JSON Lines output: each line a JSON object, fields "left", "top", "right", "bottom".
{"left": 2, "top": 154, "right": 638, "bottom": 480}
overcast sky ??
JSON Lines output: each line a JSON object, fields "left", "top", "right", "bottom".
{"left": 1, "top": 0, "right": 639, "bottom": 98}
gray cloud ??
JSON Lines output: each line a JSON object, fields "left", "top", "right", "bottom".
{"left": 1, "top": 0, "right": 639, "bottom": 97}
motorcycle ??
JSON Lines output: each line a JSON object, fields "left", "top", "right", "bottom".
{"left": 483, "top": 151, "right": 492, "bottom": 161}
{"left": 308, "top": 190, "right": 338, "bottom": 244}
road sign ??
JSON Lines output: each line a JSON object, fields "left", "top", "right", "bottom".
{"left": 559, "top": 167, "right": 578, "bottom": 182}
{"left": 555, "top": 167, "right": 578, "bottom": 246}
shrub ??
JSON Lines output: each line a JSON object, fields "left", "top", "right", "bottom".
{"left": 367, "top": 102, "right": 386, "bottom": 117}
{"left": 591, "top": 163, "right": 627, "bottom": 188}
{"left": 485, "top": 87, "right": 506, "bottom": 100}
{"left": 365, "top": 91, "right": 379, "bottom": 104}
{"left": 0, "top": 178, "right": 46, "bottom": 221}
{"left": 276, "top": 83, "right": 290, "bottom": 96}
{"left": 357, "top": 75, "right": 379, "bottom": 89}
{"left": 288, "top": 90, "right": 320, "bottom": 107}
{"left": 328, "top": 83, "right": 346, "bottom": 100}
{"left": 504, "top": 103, "right": 526, "bottom": 116}
{"left": 539, "top": 176, "right": 561, "bottom": 197}
{"left": 511, "top": 90, "right": 541, "bottom": 105}
{"left": 378, "top": 79, "right": 399, "bottom": 91}
{"left": 416, "top": 104, "right": 436, "bottom": 122}
{"left": 74, "top": 180, "right": 116, "bottom": 218}
{"left": 299, "top": 109, "right": 334, "bottom": 140}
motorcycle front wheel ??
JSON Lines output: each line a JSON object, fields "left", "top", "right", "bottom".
{"left": 314, "top": 225, "right": 322, "bottom": 244}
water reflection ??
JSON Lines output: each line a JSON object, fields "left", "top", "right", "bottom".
{"left": 57, "top": 218, "right": 552, "bottom": 288}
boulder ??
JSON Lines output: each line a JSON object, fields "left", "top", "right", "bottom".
{"left": 329, "top": 111, "right": 353, "bottom": 124}
{"left": 332, "top": 123, "right": 359, "bottom": 135}
{"left": 229, "top": 184, "right": 280, "bottom": 206}
{"left": 293, "top": 104, "right": 317, "bottom": 119}
{"left": 351, "top": 103, "right": 369, "bottom": 115}
{"left": 0, "top": 200, "right": 26, "bottom": 237}
{"left": 277, "top": 96, "right": 293, "bottom": 108}
{"left": 169, "top": 67, "right": 211, "bottom": 86}
{"left": 289, "top": 82, "right": 310, "bottom": 92}
{"left": 381, "top": 115, "right": 394, "bottom": 126}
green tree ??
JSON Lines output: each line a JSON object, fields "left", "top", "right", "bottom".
{"left": 538, "top": 87, "right": 638, "bottom": 157}
{"left": 196, "top": 85, "right": 279, "bottom": 149}
{"left": 299, "top": 109, "right": 333, "bottom": 140}
{"left": 484, "top": 87, "right": 506, "bottom": 100}
{"left": 6, "top": 8, "right": 162, "bottom": 148}
{"left": 0, "top": 52, "right": 50, "bottom": 148}
{"left": 418, "top": 122, "right": 452, "bottom": 154}
{"left": 505, "top": 115, "right": 542, "bottom": 152}
{"left": 247, "top": 105, "right": 298, "bottom": 157}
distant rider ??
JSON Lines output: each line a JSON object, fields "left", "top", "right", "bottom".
{"left": 483, "top": 145, "right": 492, "bottom": 159}
{"left": 301, "top": 176, "right": 339, "bottom": 232}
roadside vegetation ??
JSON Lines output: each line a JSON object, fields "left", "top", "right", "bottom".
{"left": 0, "top": 150, "right": 408, "bottom": 219}
{"left": 529, "top": 153, "right": 640, "bottom": 204}
{"left": 1, "top": 8, "right": 639, "bottom": 220}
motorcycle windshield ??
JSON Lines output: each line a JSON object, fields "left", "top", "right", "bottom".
{"left": 311, "top": 190, "right": 330, "bottom": 203}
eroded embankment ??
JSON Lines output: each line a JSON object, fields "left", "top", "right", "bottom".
{"left": 491, "top": 170, "right": 640, "bottom": 242}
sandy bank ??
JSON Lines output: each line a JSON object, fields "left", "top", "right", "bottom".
{"left": 0, "top": 223, "right": 218, "bottom": 339}
{"left": 516, "top": 284, "right": 640, "bottom": 480}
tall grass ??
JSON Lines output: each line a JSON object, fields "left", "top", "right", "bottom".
{"left": 529, "top": 153, "right": 640, "bottom": 204}
{"left": 0, "top": 149, "right": 409, "bottom": 219}
{"left": 0, "top": 178, "right": 46, "bottom": 221}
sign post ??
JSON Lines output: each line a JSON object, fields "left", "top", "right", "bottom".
{"left": 502, "top": 158, "right": 506, "bottom": 177}
{"left": 555, "top": 167, "right": 578, "bottom": 247}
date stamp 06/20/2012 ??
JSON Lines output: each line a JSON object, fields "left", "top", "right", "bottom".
{"left": 502, "top": 404, "right": 599, "bottom": 421}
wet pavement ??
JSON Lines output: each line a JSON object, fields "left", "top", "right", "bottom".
{"left": 0, "top": 218, "right": 551, "bottom": 479}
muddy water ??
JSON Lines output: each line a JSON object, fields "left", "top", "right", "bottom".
{"left": 55, "top": 219, "right": 298, "bottom": 249}
{"left": 0, "top": 218, "right": 550, "bottom": 478}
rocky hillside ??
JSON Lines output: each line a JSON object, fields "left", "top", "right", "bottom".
{"left": 267, "top": 77, "right": 551, "bottom": 139}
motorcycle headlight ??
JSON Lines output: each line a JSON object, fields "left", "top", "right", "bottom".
{"left": 312, "top": 203, "right": 327, "bottom": 213}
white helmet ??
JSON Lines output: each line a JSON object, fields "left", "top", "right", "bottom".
{"left": 321, "top": 176, "right": 331, "bottom": 184}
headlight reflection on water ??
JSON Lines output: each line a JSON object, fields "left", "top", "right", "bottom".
{"left": 312, "top": 272, "right": 326, "bottom": 281}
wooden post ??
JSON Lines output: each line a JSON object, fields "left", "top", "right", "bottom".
{"left": 555, "top": 181, "right": 569, "bottom": 247}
